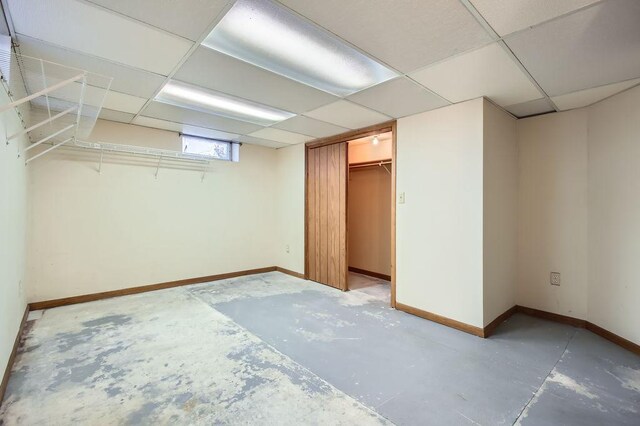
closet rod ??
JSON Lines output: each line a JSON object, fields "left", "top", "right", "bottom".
{"left": 349, "top": 160, "right": 392, "bottom": 169}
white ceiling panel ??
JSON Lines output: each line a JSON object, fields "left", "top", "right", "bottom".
{"left": 98, "top": 108, "right": 135, "bottom": 123}
{"left": 347, "top": 77, "right": 450, "bottom": 118}
{"left": 49, "top": 79, "right": 146, "bottom": 114}
{"left": 248, "top": 128, "right": 312, "bottom": 145}
{"left": 410, "top": 43, "right": 542, "bottom": 106}
{"left": 504, "top": 98, "right": 555, "bottom": 118}
{"left": 304, "top": 100, "right": 391, "bottom": 129}
{"left": 506, "top": 0, "right": 640, "bottom": 96}
{"left": 103, "top": 91, "right": 147, "bottom": 114}
{"left": 272, "top": 116, "right": 348, "bottom": 138}
{"left": 132, "top": 116, "right": 240, "bottom": 140}
{"left": 278, "top": 0, "right": 493, "bottom": 73}
{"left": 552, "top": 78, "right": 640, "bottom": 111}
{"left": 238, "top": 135, "right": 289, "bottom": 149}
{"left": 7, "top": 0, "right": 193, "bottom": 75}
{"left": 16, "top": 35, "right": 166, "bottom": 98}
{"left": 174, "top": 47, "right": 338, "bottom": 114}
{"left": 470, "top": 0, "right": 601, "bottom": 36}
{"left": 141, "top": 101, "right": 262, "bottom": 134}
{"left": 86, "top": 0, "right": 229, "bottom": 41}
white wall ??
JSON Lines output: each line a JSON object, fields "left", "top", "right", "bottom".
{"left": 587, "top": 85, "right": 640, "bottom": 344}
{"left": 274, "top": 143, "right": 305, "bottom": 274}
{"left": 516, "top": 110, "right": 589, "bottom": 320}
{"left": 0, "top": 88, "right": 28, "bottom": 376}
{"left": 26, "top": 121, "right": 279, "bottom": 302}
{"left": 396, "top": 99, "right": 485, "bottom": 327}
{"left": 483, "top": 100, "right": 517, "bottom": 326}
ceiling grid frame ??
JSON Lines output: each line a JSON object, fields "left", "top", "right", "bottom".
{"left": 3, "top": 0, "right": 637, "bottom": 146}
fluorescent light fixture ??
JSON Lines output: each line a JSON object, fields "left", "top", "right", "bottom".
{"left": 202, "top": 0, "right": 398, "bottom": 96}
{"left": 155, "top": 80, "right": 295, "bottom": 126}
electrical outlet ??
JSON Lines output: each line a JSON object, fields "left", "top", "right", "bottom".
{"left": 399, "top": 192, "right": 405, "bottom": 204}
{"left": 550, "top": 272, "right": 561, "bottom": 286}
{"left": 285, "top": 244, "right": 290, "bottom": 254}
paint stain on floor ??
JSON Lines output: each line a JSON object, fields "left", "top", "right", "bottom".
{"left": 1, "top": 272, "right": 639, "bottom": 425}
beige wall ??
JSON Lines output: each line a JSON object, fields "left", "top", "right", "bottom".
{"left": 483, "top": 100, "right": 518, "bottom": 326}
{"left": 274, "top": 143, "right": 305, "bottom": 274}
{"left": 516, "top": 109, "right": 589, "bottom": 320}
{"left": 26, "top": 122, "right": 278, "bottom": 302}
{"left": 0, "top": 87, "right": 29, "bottom": 375}
{"left": 587, "top": 85, "right": 640, "bottom": 344}
{"left": 396, "top": 99, "right": 485, "bottom": 328}
{"left": 348, "top": 166, "right": 391, "bottom": 276}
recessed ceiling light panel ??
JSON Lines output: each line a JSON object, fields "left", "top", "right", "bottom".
{"left": 202, "top": 0, "right": 398, "bottom": 96}
{"left": 156, "top": 80, "right": 295, "bottom": 125}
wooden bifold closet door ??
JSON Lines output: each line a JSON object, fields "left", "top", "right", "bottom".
{"left": 306, "top": 143, "right": 348, "bottom": 290}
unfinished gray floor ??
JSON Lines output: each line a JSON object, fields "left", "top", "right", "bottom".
{"left": 1, "top": 272, "right": 639, "bottom": 425}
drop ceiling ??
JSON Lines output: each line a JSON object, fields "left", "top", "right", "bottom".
{"left": 5, "top": 0, "right": 640, "bottom": 147}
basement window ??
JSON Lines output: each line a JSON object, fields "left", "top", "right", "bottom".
{"left": 181, "top": 134, "right": 239, "bottom": 162}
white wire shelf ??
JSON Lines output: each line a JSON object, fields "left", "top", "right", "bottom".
{"left": 0, "top": 50, "right": 113, "bottom": 164}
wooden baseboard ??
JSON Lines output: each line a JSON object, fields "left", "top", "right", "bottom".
{"left": 1, "top": 305, "right": 29, "bottom": 404}
{"left": 483, "top": 305, "right": 640, "bottom": 356}
{"left": 483, "top": 306, "right": 518, "bottom": 338}
{"left": 395, "top": 302, "right": 484, "bottom": 337}
{"left": 348, "top": 266, "right": 391, "bottom": 282}
{"left": 275, "top": 267, "right": 305, "bottom": 279}
{"left": 585, "top": 321, "right": 640, "bottom": 356}
{"left": 516, "top": 305, "right": 587, "bottom": 328}
{"left": 29, "top": 267, "right": 278, "bottom": 311}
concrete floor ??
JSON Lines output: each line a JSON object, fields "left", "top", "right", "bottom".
{"left": 1, "top": 272, "right": 639, "bottom": 425}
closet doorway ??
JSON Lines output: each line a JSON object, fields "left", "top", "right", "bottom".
{"left": 305, "top": 121, "right": 396, "bottom": 307}
{"left": 347, "top": 132, "right": 393, "bottom": 300}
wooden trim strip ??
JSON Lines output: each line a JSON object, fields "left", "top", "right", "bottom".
{"left": 28, "top": 267, "right": 278, "bottom": 310}
{"left": 482, "top": 305, "right": 640, "bottom": 355}
{"left": 348, "top": 266, "right": 391, "bottom": 282}
{"left": 483, "top": 306, "right": 517, "bottom": 338}
{"left": 390, "top": 121, "right": 397, "bottom": 308}
{"left": 1, "top": 305, "right": 29, "bottom": 404}
{"left": 395, "top": 302, "right": 484, "bottom": 337}
{"left": 516, "top": 305, "right": 587, "bottom": 328}
{"left": 586, "top": 321, "right": 640, "bottom": 356}
{"left": 275, "top": 267, "right": 306, "bottom": 280}
{"left": 305, "top": 121, "right": 395, "bottom": 149}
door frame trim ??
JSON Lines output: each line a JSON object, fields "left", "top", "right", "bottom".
{"left": 304, "top": 120, "right": 397, "bottom": 307}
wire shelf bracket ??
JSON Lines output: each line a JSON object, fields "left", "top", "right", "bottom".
{"left": 0, "top": 52, "right": 113, "bottom": 164}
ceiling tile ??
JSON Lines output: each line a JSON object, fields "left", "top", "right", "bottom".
{"left": 347, "top": 77, "right": 449, "bottom": 118}
{"left": 174, "top": 47, "right": 338, "bottom": 113}
{"left": 551, "top": 78, "right": 640, "bottom": 111}
{"left": 238, "top": 135, "right": 289, "bottom": 149}
{"left": 132, "top": 116, "right": 240, "bottom": 140}
{"left": 506, "top": 0, "right": 640, "bottom": 96}
{"left": 7, "top": 0, "right": 193, "bottom": 74}
{"left": 48, "top": 79, "right": 146, "bottom": 114}
{"left": 86, "top": 0, "right": 228, "bottom": 41}
{"left": 141, "top": 101, "right": 262, "bottom": 134}
{"left": 103, "top": 91, "right": 147, "bottom": 114}
{"left": 504, "top": 98, "right": 555, "bottom": 118}
{"left": 98, "top": 108, "right": 135, "bottom": 123}
{"left": 410, "top": 43, "right": 542, "bottom": 106}
{"left": 278, "top": 0, "right": 493, "bottom": 73}
{"left": 304, "top": 100, "right": 391, "bottom": 129}
{"left": 470, "top": 0, "right": 601, "bottom": 36}
{"left": 272, "top": 116, "right": 348, "bottom": 138}
{"left": 16, "top": 35, "right": 166, "bottom": 98}
{"left": 248, "top": 128, "right": 311, "bottom": 145}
